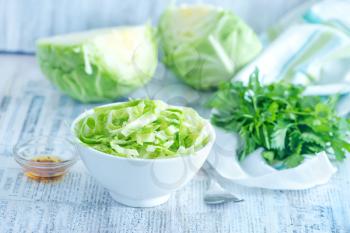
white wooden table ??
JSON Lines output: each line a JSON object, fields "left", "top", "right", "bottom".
{"left": 0, "top": 54, "right": 349, "bottom": 233}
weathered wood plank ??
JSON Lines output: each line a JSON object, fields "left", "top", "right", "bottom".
{"left": 0, "top": 0, "right": 303, "bottom": 52}
{"left": 0, "top": 54, "right": 349, "bottom": 232}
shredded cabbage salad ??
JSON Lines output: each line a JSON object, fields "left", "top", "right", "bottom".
{"left": 75, "top": 99, "right": 211, "bottom": 159}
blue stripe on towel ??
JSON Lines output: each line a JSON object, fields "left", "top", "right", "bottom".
{"left": 303, "top": 10, "right": 322, "bottom": 24}
{"left": 303, "top": 9, "right": 350, "bottom": 35}
{"left": 277, "top": 31, "right": 321, "bottom": 81}
{"left": 296, "top": 34, "right": 341, "bottom": 75}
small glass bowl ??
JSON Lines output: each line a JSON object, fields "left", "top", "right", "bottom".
{"left": 13, "top": 136, "right": 79, "bottom": 180}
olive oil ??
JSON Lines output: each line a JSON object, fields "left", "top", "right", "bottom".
{"left": 24, "top": 155, "right": 66, "bottom": 182}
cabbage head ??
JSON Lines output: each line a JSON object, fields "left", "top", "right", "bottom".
{"left": 37, "top": 25, "right": 157, "bottom": 103}
{"left": 158, "top": 4, "right": 262, "bottom": 90}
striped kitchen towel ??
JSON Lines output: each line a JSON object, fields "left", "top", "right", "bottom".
{"left": 234, "top": 0, "right": 350, "bottom": 97}
{"left": 264, "top": 0, "right": 350, "bottom": 42}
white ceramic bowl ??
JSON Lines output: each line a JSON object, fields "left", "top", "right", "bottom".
{"left": 71, "top": 103, "right": 215, "bottom": 207}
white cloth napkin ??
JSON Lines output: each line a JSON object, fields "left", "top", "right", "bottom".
{"left": 207, "top": 127, "right": 337, "bottom": 190}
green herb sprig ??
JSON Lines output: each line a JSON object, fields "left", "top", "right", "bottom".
{"left": 208, "top": 69, "right": 350, "bottom": 168}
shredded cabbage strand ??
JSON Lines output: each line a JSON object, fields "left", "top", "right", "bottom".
{"left": 75, "top": 99, "right": 211, "bottom": 159}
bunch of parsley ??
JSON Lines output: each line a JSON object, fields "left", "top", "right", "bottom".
{"left": 208, "top": 70, "right": 350, "bottom": 168}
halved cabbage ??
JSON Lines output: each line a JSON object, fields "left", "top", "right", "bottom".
{"left": 75, "top": 99, "right": 211, "bottom": 159}
{"left": 37, "top": 25, "right": 157, "bottom": 103}
{"left": 158, "top": 4, "right": 262, "bottom": 90}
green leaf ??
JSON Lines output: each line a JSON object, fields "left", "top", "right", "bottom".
{"left": 271, "top": 125, "right": 289, "bottom": 150}
{"left": 266, "top": 102, "right": 279, "bottom": 122}
{"left": 331, "top": 140, "right": 346, "bottom": 161}
{"left": 262, "top": 151, "right": 275, "bottom": 162}
{"left": 248, "top": 68, "right": 261, "bottom": 91}
{"left": 284, "top": 153, "right": 304, "bottom": 168}
{"left": 300, "top": 132, "right": 325, "bottom": 147}
{"left": 262, "top": 125, "right": 271, "bottom": 149}
{"left": 331, "top": 139, "right": 350, "bottom": 161}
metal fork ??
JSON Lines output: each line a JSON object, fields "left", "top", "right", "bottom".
{"left": 202, "top": 162, "right": 244, "bottom": 205}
